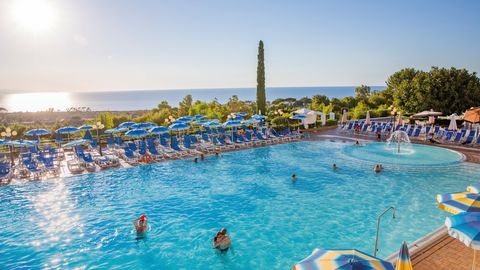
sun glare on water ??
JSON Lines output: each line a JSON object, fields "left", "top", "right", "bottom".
{"left": 6, "top": 92, "right": 72, "bottom": 112}
{"left": 11, "top": 0, "right": 58, "bottom": 33}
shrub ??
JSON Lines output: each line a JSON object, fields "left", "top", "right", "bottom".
{"left": 271, "top": 116, "right": 289, "bottom": 131}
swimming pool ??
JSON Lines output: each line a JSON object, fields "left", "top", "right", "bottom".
{"left": 1, "top": 140, "right": 479, "bottom": 269}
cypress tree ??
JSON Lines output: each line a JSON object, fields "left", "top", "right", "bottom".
{"left": 256, "top": 40, "right": 266, "bottom": 114}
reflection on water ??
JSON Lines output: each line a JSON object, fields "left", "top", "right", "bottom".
{"left": 3, "top": 92, "right": 72, "bottom": 112}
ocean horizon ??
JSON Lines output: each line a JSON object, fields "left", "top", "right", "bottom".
{"left": 1, "top": 86, "right": 385, "bottom": 112}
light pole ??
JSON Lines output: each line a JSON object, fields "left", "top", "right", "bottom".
{"left": 374, "top": 206, "right": 396, "bottom": 256}
{"left": 92, "top": 121, "right": 105, "bottom": 156}
{"left": 1, "top": 127, "right": 18, "bottom": 166}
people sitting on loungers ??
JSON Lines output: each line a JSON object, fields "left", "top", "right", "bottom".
{"left": 133, "top": 214, "right": 148, "bottom": 235}
{"left": 213, "top": 228, "right": 231, "bottom": 252}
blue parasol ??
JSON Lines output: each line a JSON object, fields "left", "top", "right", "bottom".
{"left": 24, "top": 128, "right": 51, "bottom": 136}
{"left": 168, "top": 123, "right": 190, "bottom": 131}
{"left": 149, "top": 126, "right": 169, "bottom": 134}
{"left": 125, "top": 129, "right": 149, "bottom": 137}
{"left": 119, "top": 121, "right": 136, "bottom": 128}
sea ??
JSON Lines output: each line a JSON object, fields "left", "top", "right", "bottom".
{"left": 1, "top": 86, "right": 385, "bottom": 112}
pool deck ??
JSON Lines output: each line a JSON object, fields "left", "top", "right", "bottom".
{"left": 307, "top": 127, "right": 480, "bottom": 269}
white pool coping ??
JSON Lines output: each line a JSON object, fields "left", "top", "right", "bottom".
{"left": 385, "top": 225, "right": 447, "bottom": 263}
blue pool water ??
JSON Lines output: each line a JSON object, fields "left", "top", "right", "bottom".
{"left": 1, "top": 140, "right": 479, "bottom": 269}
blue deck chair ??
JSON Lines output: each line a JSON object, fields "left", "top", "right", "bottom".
{"left": 107, "top": 137, "right": 115, "bottom": 148}
{"left": 407, "top": 127, "right": 415, "bottom": 136}
{"left": 127, "top": 142, "right": 137, "bottom": 152}
{"left": 452, "top": 132, "right": 463, "bottom": 143}
{"left": 475, "top": 135, "right": 480, "bottom": 145}
{"left": 425, "top": 126, "right": 431, "bottom": 134}
{"left": 412, "top": 128, "right": 421, "bottom": 137}
{"left": 90, "top": 138, "right": 98, "bottom": 148}
{"left": 0, "top": 163, "right": 11, "bottom": 179}
{"left": 463, "top": 131, "right": 476, "bottom": 145}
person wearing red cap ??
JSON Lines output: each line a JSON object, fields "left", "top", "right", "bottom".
{"left": 133, "top": 214, "right": 148, "bottom": 235}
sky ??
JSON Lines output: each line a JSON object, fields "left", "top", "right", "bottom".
{"left": 0, "top": 0, "right": 479, "bottom": 93}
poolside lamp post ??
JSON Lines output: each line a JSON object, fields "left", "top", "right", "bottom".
{"left": 374, "top": 206, "right": 396, "bottom": 256}
{"left": 1, "top": 127, "right": 17, "bottom": 166}
{"left": 92, "top": 121, "right": 105, "bottom": 156}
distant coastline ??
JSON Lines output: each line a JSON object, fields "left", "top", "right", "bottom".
{"left": 1, "top": 86, "right": 385, "bottom": 112}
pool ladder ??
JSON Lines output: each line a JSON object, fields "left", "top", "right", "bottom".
{"left": 374, "top": 206, "right": 396, "bottom": 256}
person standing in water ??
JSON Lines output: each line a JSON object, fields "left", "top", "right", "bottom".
{"left": 291, "top": 174, "right": 298, "bottom": 182}
{"left": 133, "top": 214, "right": 148, "bottom": 235}
{"left": 213, "top": 228, "right": 231, "bottom": 252}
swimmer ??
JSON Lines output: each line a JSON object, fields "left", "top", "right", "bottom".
{"left": 133, "top": 214, "right": 148, "bottom": 234}
{"left": 194, "top": 157, "right": 198, "bottom": 163}
{"left": 291, "top": 174, "right": 298, "bottom": 181}
{"left": 374, "top": 164, "right": 383, "bottom": 173}
{"left": 354, "top": 140, "right": 360, "bottom": 146}
{"left": 213, "top": 228, "right": 231, "bottom": 252}
{"left": 333, "top": 163, "right": 338, "bottom": 170}
{"left": 215, "top": 152, "right": 219, "bottom": 157}
{"left": 200, "top": 153, "right": 205, "bottom": 161}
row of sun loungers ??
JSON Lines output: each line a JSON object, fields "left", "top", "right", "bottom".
{"left": 0, "top": 127, "right": 301, "bottom": 182}
{"left": 340, "top": 120, "right": 480, "bottom": 146}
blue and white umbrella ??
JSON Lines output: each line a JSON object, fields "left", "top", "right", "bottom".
{"left": 56, "top": 126, "right": 80, "bottom": 134}
{"left": 24, "top": 128, "right": 51, "bottom": 136}
{"left": 63, "top": 139, "right": 92, "bottom": 148}
{"left": 105, "top": 127, "right": 128, "bottom": 134}
{"left": 228, "top": 115, "right": 244, "bottom": 121}
{"left": 290, "top": 115, "right": 307, "bottom": 120}
{"left": 251, "top": 114, "right": 267, "bottom": 119}
{"left": 234, "top": 112, "right": 248, "bottom": 117}
{"left": 119, "top": 121, "right": 136, "bottom": 128}
{"left": 125, "top": 129, "right": 149, "bottom": 137}
{"left": 191, "top": 119, "right": 210, "bottom": 125}
{"left": 446, "top": 212, "right": 480, "bottom": 269}
{"left": 168, "top": 123, "right": 190, "bottom": 131}
{"left": 202, "top": 121, "right": 221, "bottom": 128}
{"left": 242, "top": 118, "right": 260, "bottom": 125}
{"left": 177, "top": 116, "right": 195, "bottom": 122}
{"left": 78, "top": 125, "right": 93, "bottom": 130}
{"left": 0, "top": 139, "right": 10, "bottom": 146}
{"left": 131, "top": 122, "right": 157, "bottom": 129}
{"left": 194, "top": 114, "right": 206, "bottom": 119}
{"left": 9, "top": 140, "right": 38, "bottom": 147}
{"left": 149, "top": 126, "right": 169, "bottom": 134}
{"left": 223, "top": 120, "right": 242, "bottom": 127}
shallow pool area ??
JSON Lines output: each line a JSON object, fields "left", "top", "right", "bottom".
{"left": 1, "top": 140, "right": 479, "bottom": 269}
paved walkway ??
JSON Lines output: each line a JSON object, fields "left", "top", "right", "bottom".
{"left": 411, "top": 231, "right": 479, "bottom": 270}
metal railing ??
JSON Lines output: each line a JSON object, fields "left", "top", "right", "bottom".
{"left": 374, "top": 206, "right": 396, "bottom": 256}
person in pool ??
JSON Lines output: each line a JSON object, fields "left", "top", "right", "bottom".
{"left": 200, "top": 153, "right": 205, "bottom": 161}
{"left": 374, "top": 164, "right": 383, "bottom": 173}
{"left": 291, "top": 174, "right": 298, "bottom": 181}
{"left": 354, "top": 140, "right": 360, "bottom": 146}
{"left": 213, "top": 228, "right": 231, "bottom": 252}
{"left": 333, "top": 163, "right": 338, "bottom": 170}
{"left": 193, "top": 157, "right": 198, "bottom": 163}
{"left": 133, "top": 214, "right": 148, "bottom": 234}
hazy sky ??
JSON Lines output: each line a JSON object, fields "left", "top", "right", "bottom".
{"left": 0, "top": 0, "right": 479, "bottom": 93}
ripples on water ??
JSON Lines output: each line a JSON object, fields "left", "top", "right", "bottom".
{"left": 1, "top": 141, "right": 479, "bottom": 269}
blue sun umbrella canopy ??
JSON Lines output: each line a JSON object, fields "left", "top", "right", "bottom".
{"left": 445, "top": 212, "right": 480, "bottom": 269}
{"left": 131, "top": 122, "right": 157, "bottom": 129}
{"left": 202, "top": 121, "right": 221, "bottom": 128}
{"left": 168, "top": 123, "right": 190, "bottom": 131}
{"left": 118, "top": 121, "right": 136, "bottom": 128}
{"left": 228, "top": 115, "right": 244, "bottom": 121}
{"left": 396, "top": 242, "right": 413, "bottom": 270}
{"left": 63, "top": 139, "right": 92, "bottom": 148}
{"left": 242, "top": 118, "right": 260, "bottom": 125}
{"left": 293, "top": 248, "right": 394, "bottom": 270}
{"left": 234, "top": 112, "right": 247, "bottom": 117}
{"left": 105, "top": 127, "right": 128, "bottom": 134}
{"left": 223, "top": 120, "right": 242, "bottom": 127}
{"left": 24, "top": 128, "right": 51, "bottom": 136}
{"left": 446, "top": 212, "right": 480, "bottom": 249}
{"left": 251, "top": 114, "right": 267, "bottom": 119}
{"left": 149, "top": 126, "right": 169, "bottom": 134}
{"left": 194, "top": 114, "right": 206, "bottom": 119}
{"left": 125, "top": 129, "right": 149, "bottom": 137}
{"left": 177, "top": 116, "right": 195, "bottom": 122}
{"left": 290, "top": 115, "right": 307, "bottom": 120}
{"left": 56, "top": 126, "right": 80, "bottom": 134}
{"left": 191, "top": 119, "right": 210, "bottom": 125}
{"left": 78, "top": 125, "right": 93, "bottom": 130}
{"left": 9, "top": 139, "right": 38, "bottom": 147}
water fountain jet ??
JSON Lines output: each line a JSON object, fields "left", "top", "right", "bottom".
{"left": 386, "top": 130, "right": 411, "bottom": 153}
